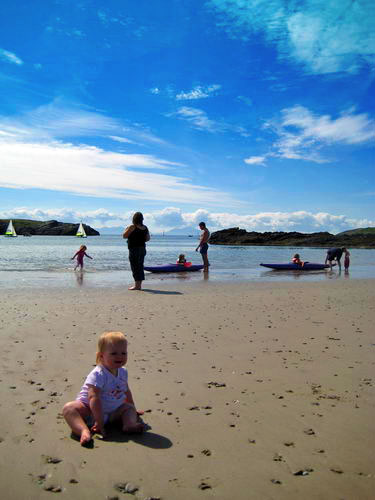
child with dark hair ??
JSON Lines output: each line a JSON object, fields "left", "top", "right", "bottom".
{"left": 292, "top": 253, "right": 304, "bottom": 267}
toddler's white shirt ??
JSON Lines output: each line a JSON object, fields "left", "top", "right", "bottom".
{"left": 77, "top": 365, "right": 128, "bottom": 414}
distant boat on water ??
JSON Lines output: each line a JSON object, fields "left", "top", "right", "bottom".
{"left": 76, "top": 222, "right": 87, "bottom": 238}
{"left": 4, "top": 219, "right": 17, "bottom": 237}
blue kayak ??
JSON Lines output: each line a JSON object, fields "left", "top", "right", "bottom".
{"left": 144, "top": 264, "right": 204, "bottom": 273}
{"left": 260, "top": 262, "right": 332, "bottom": 271}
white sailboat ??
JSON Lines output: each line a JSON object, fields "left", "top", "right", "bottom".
{"left": 76, "top": 222, "right": 87, "bottom": 238}
{"left": 4, "top": 219, "right": 17, "bottom": 237}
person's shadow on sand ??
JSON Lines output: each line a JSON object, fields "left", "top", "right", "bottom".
{"left": 141, "top": 289, "right": 183, "bottom": 295}
{"left": 71, "top": 424, "right": 172, "bottom": 450}
{"left": 104, "top": 427, "right": 172, "bottom": 449}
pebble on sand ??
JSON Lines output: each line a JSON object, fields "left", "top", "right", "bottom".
{"left": 198, "top": 482, "right": 212, "bottom": 490}
{"left": 44, "top": 485, "right": 62, "bottom": 492}
{"left": 293, "top": 468, "right": 314, "bottom": 476}
{"left": 114, "top": 483, "right": 139, "bottom": 494}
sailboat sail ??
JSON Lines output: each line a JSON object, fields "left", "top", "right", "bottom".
{"left": 4, "top": 219, "right": 17, "bottom": 237}
{"left": 76, "top": 222, "right": 87, "bottom": 238}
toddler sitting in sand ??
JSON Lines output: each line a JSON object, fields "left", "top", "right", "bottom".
{"left": 62, "top": 331, "right": 144, "bottom": 446}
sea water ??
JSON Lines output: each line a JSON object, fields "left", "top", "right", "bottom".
{"left": 1, "top": 234, "right": 374, "bottom": 289}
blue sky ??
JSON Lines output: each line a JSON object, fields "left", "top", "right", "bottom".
{"left": 0, "top": 0, "right": 374, "bottom": 233}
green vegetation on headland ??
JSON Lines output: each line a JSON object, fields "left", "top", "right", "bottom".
{"left": 209, "top": 227, "right": 375, "bottom": 248}
{"left": 0, "top": 219, "right": 100, "bottom": 236}
{"left": 336, "top": 227, "right": 375, "bottom": 236}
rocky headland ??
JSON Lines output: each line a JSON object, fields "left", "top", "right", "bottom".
{"left": 209, "top": 227, "right": 375, "bottom": 248}
{"left": 0, "top": 219, "right": 100, "bottom": 236}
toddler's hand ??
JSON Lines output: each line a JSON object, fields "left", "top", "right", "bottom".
{"left": 91, "top": 422, "right": 106, "bottom": 437}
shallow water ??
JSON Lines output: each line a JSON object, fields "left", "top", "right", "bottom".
{"left": 1, "top": 234, "right": 374, "bottom": 289}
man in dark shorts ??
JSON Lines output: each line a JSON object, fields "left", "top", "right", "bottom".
{"left": 195, "top": 221, "right": 210, "bottom": 271}
{"left": 325, "top": 247, "right": 346, "bottom": 271}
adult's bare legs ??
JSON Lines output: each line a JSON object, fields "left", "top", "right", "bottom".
{"left": 129, "top": 280, "right": 142, "bottom": 290}
{"left": 202, "top": 253, "right": 209, "bottom": 271}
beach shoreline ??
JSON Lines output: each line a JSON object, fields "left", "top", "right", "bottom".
{"left": 1, "top": 279, "right": 374, "bottom": 499}
{"left": 2, "top": 265, "right": 374, "bottom": 291}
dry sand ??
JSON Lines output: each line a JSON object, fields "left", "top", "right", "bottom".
{"left": 0, "top": 279, "right": 374, "bottom": 500}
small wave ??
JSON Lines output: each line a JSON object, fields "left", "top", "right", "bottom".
{"left": 2, "top": 267, "right": 128, "bottom": 273}
{"left": 3, "top": 268, "right": 46, "bottom": 272}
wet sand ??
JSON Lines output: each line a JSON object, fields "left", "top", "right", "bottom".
{"left": 0, "top": 279, "right": 374, "bottom": 499}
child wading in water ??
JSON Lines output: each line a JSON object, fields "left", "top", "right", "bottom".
{"left": 71, "top": 245, "right": 93, "bottom": 271}
{"left": 344, "top": 248, "right": 351, "bottom": 272}
{"left": 62, "top": 331, "right": 144, "bottom": 446}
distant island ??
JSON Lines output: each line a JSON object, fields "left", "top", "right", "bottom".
{"left": 209, "top": 227, "right": 375, "bottom": 248}
{"left": 0, "top": 219, "right": 100, "bottom": 236}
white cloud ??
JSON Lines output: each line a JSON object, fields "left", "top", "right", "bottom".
{"left": 171, "top": 106, "right": 249, "bottom": 136}
{"left": 244, "top": 156, "right": 266, "bottom": 165}
{"left": 176, "top": 84, "right": 221, "bottom": 100}
{"left": 237, "top": 96, "right": 253, "bottom": 107}
{"left": 2, "top": 207, "right": 373, "bottom": 234}
{"left": 172, "top": 107, "right": 219, "bottom": 132}
{"left": 0, "top": 99, "right": 166, "bottom": 145}
{"left": 0, "top": 141, "right": 232, "bottom": 204}
{"left": 259, "top": 106, "right": 375, "bottom": 163}
{"left": 182, "top": 209, "right": 375, "bottom": 234}
{"left": 0, "top": 100, "right": 239, "bottom": 206}
{"left": 150, "top": 87, "right": 160, "bottom": 94}
{"left": 108, "top": 135, "right": 136, "bottom": 144}
{"left": 146, "top": 207, "right": 186, "bottom": 228}
{"left": 208, "top": 0, "right": 375, "bottom": 74}
{"left": 0, "top": 48, "right": 23, "bottom": 65}
{"left": 281, "top": 106, "right": 375, "bottom": 145}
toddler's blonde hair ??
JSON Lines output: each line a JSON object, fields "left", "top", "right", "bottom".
{"left": 96, "top": 331, "right": 127, "bottom": 364}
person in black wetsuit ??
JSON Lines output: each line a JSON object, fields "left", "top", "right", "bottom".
{"left": 123, "top": 212, "right": 150, "bottom": 290}
{"left": 325, "top": 247, "right": 346, "bottom": 271}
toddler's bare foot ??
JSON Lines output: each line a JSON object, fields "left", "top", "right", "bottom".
{"left": 123, "top": 422, "right": 144, "bottom": 434}
{"left": 80, "top": 429, "right": 92, "bottom": 446}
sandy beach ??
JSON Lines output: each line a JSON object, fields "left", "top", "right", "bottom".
{"left": 0, "top": 278, "right": 374, "bottom": 499}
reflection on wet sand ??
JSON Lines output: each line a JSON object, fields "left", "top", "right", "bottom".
{"left": 260, "top": 269, "right": 337, "bottom": 280}
{"left": 75, "top": 270, "right": 84, "bottom": 286}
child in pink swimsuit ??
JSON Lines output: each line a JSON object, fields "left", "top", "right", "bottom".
{"left": 71, "top": 245, "right": 93, "bottom": 270}
{"left": 344, "top": 248, "right": 351, "bottom": 271}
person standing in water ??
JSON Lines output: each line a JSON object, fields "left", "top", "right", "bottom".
{"left": 71, "top": 245, "right": 93, "bottom": 271}
{"left": 344, "top": 248, "right": 351, "bottom": 272}
{"left": 123, "top": 212, "right": 150, "bottom": 290}
{"left": 195, "top": 221, "right": 210, "bottom": 271}
{"left": 325, "top": 247, "right": 346, "bottom": 271}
